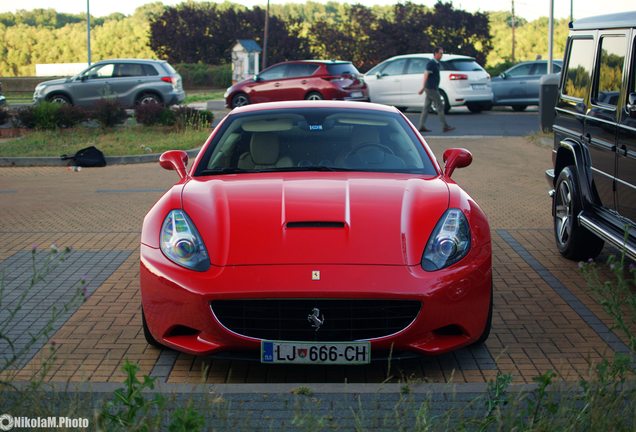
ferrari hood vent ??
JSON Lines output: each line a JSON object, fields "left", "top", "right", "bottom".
{"left": 286, "top": 221, "right": 345, "bottom": 229}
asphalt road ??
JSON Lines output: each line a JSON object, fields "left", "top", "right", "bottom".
{"left": 403, "top": 106, "right": 542, "bottom": 137}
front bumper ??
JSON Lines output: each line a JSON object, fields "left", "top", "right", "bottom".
{"left": 140, "top": 243, "right": 492, "bottom": 358}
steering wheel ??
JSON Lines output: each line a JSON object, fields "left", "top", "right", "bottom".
{"left": 345, "top": 143, "right": 395, "bottom": 159}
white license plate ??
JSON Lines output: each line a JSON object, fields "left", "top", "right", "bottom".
{"left": 471, "top": 84, "right": 486, "bottom": 90}
{"left": 350, "top": 91, "right": 363, "bottom": 98}
{"left": 261, "top": 340, "right": 370, "bottom": 364}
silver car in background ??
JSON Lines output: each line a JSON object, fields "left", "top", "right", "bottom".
{"left": 33, "top": 59, "right": 185, "bottom": 108}
{"left": 491, "top": 60, "right": 562, "bottom": 111}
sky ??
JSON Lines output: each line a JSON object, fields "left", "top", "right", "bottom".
{"left": 0, "top": 0, "right": 633, "bottom": 22}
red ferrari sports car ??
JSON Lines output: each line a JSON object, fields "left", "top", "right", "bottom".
{"left": 140, "top": 101, "right": 492, "bottom": 364}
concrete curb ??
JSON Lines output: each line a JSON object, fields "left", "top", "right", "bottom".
{"left": 0, "top": 148, "right": 201, "bottom": 167}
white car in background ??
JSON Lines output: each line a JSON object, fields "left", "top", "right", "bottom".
{"left": 364, "top": 54, "right": 493, "bottom": 113}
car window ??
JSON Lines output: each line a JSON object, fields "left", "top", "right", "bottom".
{"left": 326, "top": 63, "right": 360, "bottom": 76}
{"left": 195, "top": 108, "right": 437, "bottom": 175}
{"left": 116, "top": 63, "right": 145, "bottom": 77}
{"left": 259, "top": 65, "right": 287, "bottom": 81}
{"left": 593, "top": 35, "right": 626, "bottom": 107}
{"left": 380, "top": 59, "right": 407, "bottom": 76}
{"left": 162, "top": 62, "right": 177, "bottom": 74}
{"left": 286, "top": 63, "right": 319, "bottom": 78}
{"left": 508, "top": 63, "right": 534, "bottom": 76}
{"left": 563, "top": 38, "right": 594, "bottom": 99}
{"left": 143, "top": 64, "right": 159, "bottom": 76}
{"left": 85, "top": 63, "right": 114, "bottom": 80}
{"left": 553, "top": 63, "right": 562, "bottom": 73}
{"left": 441, "top": 59, "right": 484, "bottom": 72}
{"left": 532, "top": 63, "right": 547, "bottom": 75}
{"left": 406, "top": 58, "right": 429, "bottom": 75}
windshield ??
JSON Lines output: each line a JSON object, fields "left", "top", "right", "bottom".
{"left": 195, "top": 108, "right": 436, "bottom": 176}
{"left": 441, "top": 59, "right": 485, "bottom": 72}
{"left": 326, "top": 63, "right": 361, "bottom": 76}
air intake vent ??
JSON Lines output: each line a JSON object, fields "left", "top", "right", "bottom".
{"left": 211, "top": 299, "right": 421, "bottom": 342}
{"left": 286, "top": 221, "right": 345, "bottom": 229}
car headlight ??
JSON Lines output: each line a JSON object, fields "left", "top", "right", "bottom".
{"left": 160, "top": 210, "right": 210, "bottom": 271}
{"left": 421, "top": 209, "right": 471, "bottom": 271}
{"left": 34, "top": 85, "right": 45, "bottom": 96}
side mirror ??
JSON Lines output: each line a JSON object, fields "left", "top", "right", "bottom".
{"left": 375, "top": 72, "right": 384, "bottom": 79}
{"left": 442, "top": 148, "right": 472, "bottom": 178}
{"left": 80, "top": 75, "right": 88, "bottom": 82}
{"left": 499, "top": 72, "right": 507, "bottom": 79}
{"left": 253, "top": 74, "right": 261, "bottom": 82}
{"left": 159, "top": 150, "right": 189, "bottom": 180}
{"left": 628, "top": 92, "right": 636, "bottom": 118}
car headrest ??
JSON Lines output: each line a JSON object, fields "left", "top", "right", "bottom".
{"left": 250, "top": 133, "right": 280, "bottom": 165}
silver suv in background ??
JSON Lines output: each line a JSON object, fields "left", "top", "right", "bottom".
{"left": 33, "top": 59, "right": 185, "bottom": 108}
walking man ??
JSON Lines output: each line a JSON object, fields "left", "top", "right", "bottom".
{"left": 418, "top": 47, "right": 455, "bottom": 133}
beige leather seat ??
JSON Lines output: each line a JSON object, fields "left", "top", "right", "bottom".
{"left": 238, "top": 133, "right": 293, "bottom": 169}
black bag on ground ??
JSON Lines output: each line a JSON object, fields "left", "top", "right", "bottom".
{"left": 60, "top": 146, "right": 106, "bottom": 167}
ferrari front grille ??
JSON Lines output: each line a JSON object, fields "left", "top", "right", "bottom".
{"left": 211, "top": 299, "right": 421, "bottom": 342}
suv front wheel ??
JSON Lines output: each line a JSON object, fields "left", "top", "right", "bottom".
{"left": 554, "top": 166, "right": 604, "bottom": 260}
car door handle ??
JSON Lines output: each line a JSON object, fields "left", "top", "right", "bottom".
{"left": 301, "top": 80, "right": 307, "bottom": 84}
{"left": 621, "top": 145, "right": 628, "bottom": 156}
{"left": 274, "top": 83, "right": 281, "bottom": 87}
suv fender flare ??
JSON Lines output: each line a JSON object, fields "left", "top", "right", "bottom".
{"left": 553, "top": 138, "right": 596, "bottom": 214}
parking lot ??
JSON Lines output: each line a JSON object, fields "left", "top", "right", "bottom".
{"left": 0, "top": 131, "right": 630, "bottom": 386}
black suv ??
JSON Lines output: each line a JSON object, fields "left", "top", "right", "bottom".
{"left": 546, "top": 11, "right": 636, "bottom": 261}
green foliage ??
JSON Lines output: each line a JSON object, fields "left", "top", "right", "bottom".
{"left": 149, "top": 3, "right": 310, "bottom": 66}
{"left": 175, "top": 63, "right": 232, "bottom": 88}
{"left": 480, "top": 371, "right": 512, "bottom": 430}
{"left": 32, "top": 102, "right": 61, "bottom": 130}
{"left": 97, "top": 360, "right": 164, "bottom": 431}
{"left": 0, "top": 2, "right": 581, "bottom": 77}
{"left": 487, "top": 12, "right": 570, "bottom": 67}
{"left": 134, "top": 103, "right": 171, "bottom": 126}
{"left": 98, "top": 360, "right": 205, "bottom": 432}
{"left": 580, "top": 252, "right": 636, "bottom": 352}
{"left": 56, "top": 104, "right": 87, "bottom": 128}
{"left": 0, "top": 108, "right": 8, "bottom": 125}
{"left": 91, "top": 99, "right": 128, "bottom": 128}
{"left": 168, "top": 402, "right": 206, "bottom": 432}
{"left": 173, "top": 107, "right": 213, "bottom": 132}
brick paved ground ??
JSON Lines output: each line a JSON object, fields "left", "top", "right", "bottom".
{"left": 0, "top": 136, "right": 630, "bottom": 386}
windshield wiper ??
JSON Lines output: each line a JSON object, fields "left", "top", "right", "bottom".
{"left": 198, "top": 167, "right": 251, "bottom": 175}
{"left": 293, "top": 166, "right": 358, "bottom": 172}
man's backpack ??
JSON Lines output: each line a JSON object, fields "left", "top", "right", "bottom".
{"left": 60, "top": 146, "right": 107, "bottom": 167}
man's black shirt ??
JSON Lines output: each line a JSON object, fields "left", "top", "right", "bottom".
{"left": 425, "top": 60, "right": 440, "bottom": 90}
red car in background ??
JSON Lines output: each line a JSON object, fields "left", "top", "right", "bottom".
{"left": 141, "top": 101, "right": 492, "bottom": 364}
{"left": 224, "top": 60, "right": 369, "bottom": 108}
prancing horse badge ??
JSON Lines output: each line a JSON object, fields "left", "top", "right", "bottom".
{"left": 312, "top": 270, "right": 321, "bottom": 281}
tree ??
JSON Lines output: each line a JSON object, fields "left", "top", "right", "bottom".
{"left": 149, "top": 3, "right": 309, "bottom": 65}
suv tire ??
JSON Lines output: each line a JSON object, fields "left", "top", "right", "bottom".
{"left": 554, "top": 166, "right": 604, "bottom": 260}
{"left": 136, "top": 92, "right": 162, "bottom": 105}
{"left": 47, "top": 94, "right": 71, "bottom": 104}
